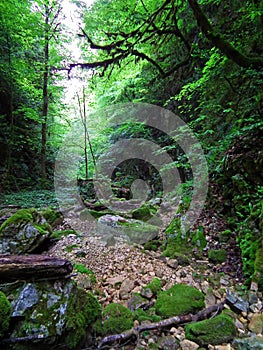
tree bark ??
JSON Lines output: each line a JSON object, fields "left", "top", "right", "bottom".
{"left": 40, "top": 4, "right": 49, "bottom": 188}
{"left": 0, "top": 255, "right": 73, "bottom": 281}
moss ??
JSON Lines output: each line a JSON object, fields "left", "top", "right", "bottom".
{"left": 65, "top": 289, "right": 101, "bottom": 348}
{"left": 185, "top": 314, "right": 236, "bottom": 346}
{"left": 155, "top": 284, "right": 205, "bottom": 318}
{"left": 208, "top": 249, "right": 227, "bottom": 264}
{"left": 99, "top": 303, "right": 134, "bottom": 335}
{"left": 0, "top": 208, "right": 51, "bottom": 237}
{"left": 0, "top": 291, "right": 12, "bottom": 338}
{"left": 41, "top": 207, "right": 62, "bottom": 227}
{"left": 145, "top": 278, "right": 162, "bottom": 295}
{"left": 0, "top": 208, "right": 33, "bottom": 233}
{"left": 143, "top": 239, "right": 159, "bottom": 251}
{"left": 65, "top": 244, "right": 79, "bottom": 252}
{"left": 133, "top": 308, "right": 162, "bottom": 323}
{"left": 191, "top": 227, "right": 207, "bottom": 250}
{"left": 131, "top": 204, "right": 157, "bottom": 221}
{"left": 50, "top": 229, "right": 76, "bottom": 240}
{"left": 74, "top": 264, "right": 97, "bottom": 285}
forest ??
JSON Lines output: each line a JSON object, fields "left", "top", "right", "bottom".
{"left": 0, "top": 0, "right": 262, "bottom": 349}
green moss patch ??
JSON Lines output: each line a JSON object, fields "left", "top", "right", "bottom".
{"left": 97, "top": 303, "right": 134, "bottom": 336}
{"left": 144, "top": 278, "right": 162, "bottom": 295}
{"left": 162, "top": 221, "right": 207, "bottom": 259}
{"left": 133, "top": 308, "right": 162, "bottom": 323}
{"left": 185, "top": 314, "right": 236, "bottom": 346}
{"left": 0, "top": 208, "right": 33, "bottom": 233}
{"left": 155, "top": 284, "right": 205, "bottom": 318}
{"left": 208, "top": 249, "right": 227, "bottom": 264}
{"left": 0, "top": 291, "right": 12, "bottom": 338}
{"left": 131, "top": 204, "right": 157, "bottom": 221}
{"left": 74, "top": 264, "right": 97, "bottom": 285}
{"left": 65, "top": 289, "right": 101, "bottom": 349}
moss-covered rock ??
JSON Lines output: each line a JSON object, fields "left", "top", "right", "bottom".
{"left": 162, "top": 221, "right": 207, "bottom": 261}
{"left": 96, "top": 303, "right": 134, "bottom": 336}
{"left": 96, "top": 215, "right": 159, "bottom": 244}
{"left": 131, "top": 203, "right": 157, "bottom": 221}
{"left": 0, "top": 208, "right": 52, "bottom": 254}
{"left": 185, "top": 314, "right": 236, "bottom": 346}
{"left": 144, "top": 278, "right": 162, "bottom": 295}
{"left": 64, "top": 289, "right": 101, "bottom": 349}
{"left": 41, "top": 207, "right": 63, "bottom": 227}
{"left": 208, "top": 249, "right": 227, "bottom": 264}
{"left": 1, "top": 279, "right": 101, "bottom": 349}
{"left": 0, "top": 291, "right": 12, "bottom": 338}
{"left": 155, "top": 284, "right": 205, "bottom": 318}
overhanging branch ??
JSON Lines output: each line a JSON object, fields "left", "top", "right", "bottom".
{"left": 188, "top": 0, "right": 263, "bottom": 69}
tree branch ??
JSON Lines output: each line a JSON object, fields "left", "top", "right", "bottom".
{"left": 95, "top": 301, "right": 225, "bottom": 349}
{"left": 188, "top": 0, "right": 263, "bottom": 69}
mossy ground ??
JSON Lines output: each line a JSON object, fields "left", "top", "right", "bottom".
{"left": 155, "top": 284, "right": 205, "bottom": 318}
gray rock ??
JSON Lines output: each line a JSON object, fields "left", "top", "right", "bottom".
{"left": 233, "top": 335, "right": 263, "bottom": 349}
{"left": 128, "top": 293, "right": 148, "bottom": 311}
{"left": 12, "top": 283, "right": 39, "bottom": 317}
{"left": 0, "top": 209, "right": 51, "bottom": 254}
{"left": 158, "top": 335, "right": 179, "bottom": 350}
{"left": 141, "top": 287, "right": 153, "bottom": 299}
{"left": 226, "top": 290, "right": 249, "bottom": 313}
{"left": 0, "top": 278, "right": 101, "bottom": 349}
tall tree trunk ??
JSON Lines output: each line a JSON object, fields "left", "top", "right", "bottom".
{"left": 41, "top": 5, "right": 49, "bottom": 188}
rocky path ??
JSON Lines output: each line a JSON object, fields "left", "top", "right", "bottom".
{"left": 47, "top": 225, "right": 263, "bottom": 350}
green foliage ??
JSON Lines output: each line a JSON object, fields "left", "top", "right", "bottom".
{"left": 0, "top": 291, "right": 12, "bottom": 338}
{"left": 185, "top": 314, "right": 236, "bottom": 346}
{"left": 155, "top": 284, "right": 205, "bottom": 318}
{"left": 0, "top": 190, "right": 58, "bottom": 209}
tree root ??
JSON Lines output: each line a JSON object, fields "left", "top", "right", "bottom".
{"left": 96, "top": 300, "right": 225, "bottom": 349}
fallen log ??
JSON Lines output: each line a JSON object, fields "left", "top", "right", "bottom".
{"left": 0, "top": 255, "right": 73, "bottom": 281}
{"left": 96, "top": 301, "right": 225, "bottom": 349}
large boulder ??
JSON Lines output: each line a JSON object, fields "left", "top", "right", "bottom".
{"left": 0, "top": 208, "right": 52, "bottom": 254}
{"left": 96, "top": 214, "right": 159, "bottom": 244}
{"left": 0, "top": 277, "right": 101, "bottom": 349}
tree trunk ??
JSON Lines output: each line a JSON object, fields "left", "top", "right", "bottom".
{"left": 0, "top": 255, "right": 73, "bottom": 281}
{"left": 40, "top": 5, "right": 49, "bottom": 188}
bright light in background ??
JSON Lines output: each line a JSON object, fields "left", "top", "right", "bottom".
{"left": 61, "top": 0, "right": 95, "bottom": 108}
